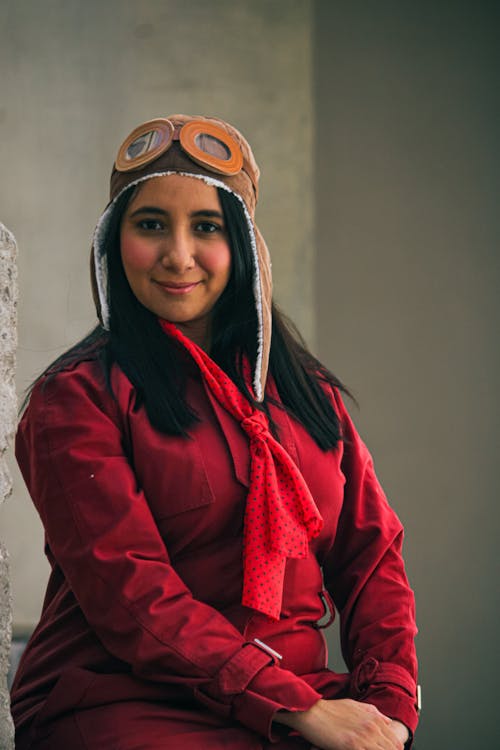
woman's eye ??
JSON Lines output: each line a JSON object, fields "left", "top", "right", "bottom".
{"left": 196, "top": 221, "right": 221, "bottom": 234}
{"left": 138, "top": 219, "right": 164, "bottom": 231}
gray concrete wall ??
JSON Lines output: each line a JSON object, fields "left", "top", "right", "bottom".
{"left": 0, "top": 0, "right": 314, "bottom": 629}
{"left": 315, "top": 2, "right": 499, "bottom": 747}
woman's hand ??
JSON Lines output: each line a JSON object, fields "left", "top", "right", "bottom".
{"left": 275, "top": 698, "right": 406, "bottom": 750}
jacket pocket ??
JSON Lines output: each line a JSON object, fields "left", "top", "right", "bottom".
{"left": 130, "top": 422, "right": 215, "bottom": 521}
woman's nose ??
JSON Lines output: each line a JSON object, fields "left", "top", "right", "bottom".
{"left": 160, "top": 231, "right": 195, "bottom": 272}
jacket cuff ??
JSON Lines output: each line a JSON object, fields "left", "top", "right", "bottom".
{"left": 194, "top": 641, "right": 322, "bottom": 739}
{"left": 350, "top": 658, "right": 419, "bottom": 741}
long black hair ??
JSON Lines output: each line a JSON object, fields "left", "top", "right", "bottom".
{"left": 25, "top": 184, "right": 348, "bottom": 450}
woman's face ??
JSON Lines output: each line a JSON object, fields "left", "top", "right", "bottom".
{"left": 120, "top": 174, "right": 231, "bottom": 347}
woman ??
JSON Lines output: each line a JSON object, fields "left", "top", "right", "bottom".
{"left": 11, "top": 114, "right": 419, "bottom": 749}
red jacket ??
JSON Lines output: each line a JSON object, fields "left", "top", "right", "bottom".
{"left": 12, "top": 355, "right": 418, "bottom": 746}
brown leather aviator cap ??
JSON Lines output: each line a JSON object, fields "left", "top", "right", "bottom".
{"left": 91, "top": 114, "right": 272, "bottom": 401}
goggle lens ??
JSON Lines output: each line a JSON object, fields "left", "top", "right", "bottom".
{"left": 125, "top": 129, "right": 162, "bottom": 162}
{"left": 194, "top": 133, "right": 231, "bottom": 162}
{"left": 115, "top": 119, "right": 174, "bottom": 172}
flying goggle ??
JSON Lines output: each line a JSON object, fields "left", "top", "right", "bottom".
{"left": 115, "top": 118, "right": 244, "bottom": 176}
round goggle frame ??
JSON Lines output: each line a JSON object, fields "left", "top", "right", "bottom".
{"left": 115, "top": 118, "right": 244, "bottom": 176}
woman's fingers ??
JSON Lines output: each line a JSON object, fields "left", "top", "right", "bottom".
{"left": 352, "top": 703, "right": 403, "bottom": 750}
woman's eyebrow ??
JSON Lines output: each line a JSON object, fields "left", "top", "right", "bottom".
{"left": 128, "top": 206, "right": 224, "bottom": 220}
{"left": 129, "top": 206, "right": 167, "bottom": 218}
{"left": 191, "top": 210, "right": 224, "bottom": 220}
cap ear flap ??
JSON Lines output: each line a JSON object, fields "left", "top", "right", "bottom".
{"left": 253, "top": 224, "right": 273, "bottom": 401}
{"left": 90, "top": 248, "right": 103, "bottom": 326}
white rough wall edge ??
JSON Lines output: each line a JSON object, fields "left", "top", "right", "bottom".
{"left": 0, "top": 222, "right": 17, "bottom": 748}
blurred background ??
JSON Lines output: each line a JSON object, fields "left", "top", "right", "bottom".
{"left": 1, "top": 1, "right": 499, "bottom": 747}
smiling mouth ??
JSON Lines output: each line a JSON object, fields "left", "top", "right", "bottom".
{"left": 154, "top": 280, "right": 201, "bottom": 295}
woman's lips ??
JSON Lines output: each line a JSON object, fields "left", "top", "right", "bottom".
{"left": 154, "top": 281, "right": 200, "bottom": 295}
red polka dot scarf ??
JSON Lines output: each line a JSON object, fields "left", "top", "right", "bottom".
{"left": 159, "top": 319, "right": 324, "bottom": 620}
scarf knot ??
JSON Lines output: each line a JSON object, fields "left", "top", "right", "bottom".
{"left": 241, "top": 412, "right": 268, "bottom": 441}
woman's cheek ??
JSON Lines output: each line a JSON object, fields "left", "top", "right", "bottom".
{"left": 121, "top": 235, "right": 153, "bottom": 271}
{"left": 204, "top": 241, "right": 232, "bottom": 275}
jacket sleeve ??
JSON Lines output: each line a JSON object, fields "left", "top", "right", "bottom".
{"left": 322, "top": 387, "right": 419, "bottom": 740}
{"left": 15, "top": 364, "right": 321, "bottom": 739}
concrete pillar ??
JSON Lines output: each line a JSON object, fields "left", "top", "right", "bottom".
{"left": 0, "top": 223, "right": 17, "bottom": 748}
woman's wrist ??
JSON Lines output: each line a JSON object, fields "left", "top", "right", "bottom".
{"left": 274, "top": 701, "right": 318, "bottom": 729}
{"left": 390, "top": 719, "right": 410, "bottom": 744}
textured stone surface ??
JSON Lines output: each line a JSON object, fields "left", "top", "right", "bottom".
{"left": 0, "top": 225, "right": 17, "bottom": 501}
{"left": 0, "top": 223, "right": 17, "bottom": 748}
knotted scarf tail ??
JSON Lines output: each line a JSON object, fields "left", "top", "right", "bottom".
{"left": 241, "top": 545, "right": 286, "bottom": 621}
